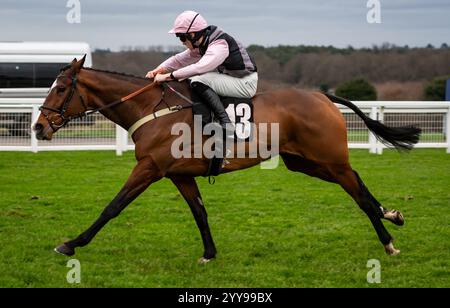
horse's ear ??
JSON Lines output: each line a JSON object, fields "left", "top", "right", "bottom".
{"left": 73, "top": 54, "right": 86, "bottom": 72}
{"left": 79, "top": 54, "right": 86, "bottom": 67}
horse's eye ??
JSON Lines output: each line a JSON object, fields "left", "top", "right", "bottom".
{"left": 57, "top": 87, "right": 66, "bottom": 94}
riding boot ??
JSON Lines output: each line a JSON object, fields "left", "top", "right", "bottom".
{"left": 191, "top": 82, "right": 234, "bottom": 173}
{"left": 191, "top": 82, "right": 233, "bottom": 130}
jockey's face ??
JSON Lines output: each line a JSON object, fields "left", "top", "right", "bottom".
{"left": 183, "top": 35, "right": 195, "bottom": 50}
{"left": 178, "top": 33, "right": 202, "bottom": 51}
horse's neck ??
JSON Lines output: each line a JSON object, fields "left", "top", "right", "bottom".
{"left": 79, "top": 69, "right": 158, "bottom": 130}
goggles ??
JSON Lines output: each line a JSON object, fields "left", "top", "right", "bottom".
{"left": 176, "top": 33, "right": 188, "bottom": 43}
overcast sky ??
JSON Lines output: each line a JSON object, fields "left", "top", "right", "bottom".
{"left": 1, "top": 0, "right": 449, "bottom": 51}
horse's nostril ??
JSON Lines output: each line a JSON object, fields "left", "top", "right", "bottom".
{"left": 34, "top": 123, "right": 44, "bottom": 132}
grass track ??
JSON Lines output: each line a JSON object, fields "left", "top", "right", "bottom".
{"left": 0, "top": 149, "right": 449, "bottom": 287}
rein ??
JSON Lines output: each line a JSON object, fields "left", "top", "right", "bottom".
{"left": 39, "top": 72, "right": 194, "bottom": 135}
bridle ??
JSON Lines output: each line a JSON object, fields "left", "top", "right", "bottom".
{"left": 39, "top": 72, "right": 89, "bottom": 131}
{"left": 39, "top": 70, "right": 194, "bottom": 132}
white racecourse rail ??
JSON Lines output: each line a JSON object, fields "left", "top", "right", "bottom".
{"left": 0, "top": 98, "right": 449, "bottom": 155}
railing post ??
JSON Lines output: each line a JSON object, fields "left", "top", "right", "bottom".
{"left": 369, "top": 107, "right": 378, "bottom": 154}
{"left": 377, "top": 106, "right": 384, "bottom": 154}
{"left": 31, "top": 105, "right": 39, "bottom": 153}
{"left": 122, "top": 127, "right": 129, "bottom": 153}
{"left": 115, "top": 124, "right": 124, "bottom": 156}
{"left": 447, "top": 107, "right": 450, "bottom": 153}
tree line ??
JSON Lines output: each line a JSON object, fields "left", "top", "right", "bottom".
{"left": 92, "top": 43, "right": 450, "bottom": 97}
{"left": 247, "top": 44, "right": 450, "bottom": 88}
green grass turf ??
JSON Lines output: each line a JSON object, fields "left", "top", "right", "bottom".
{"left": 0, "top": 149, "right": 449, "bottom": 287}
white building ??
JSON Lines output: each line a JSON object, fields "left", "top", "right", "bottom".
{"left": 0, "top": 41, "right": 92, "bottom": 136}
{"left": 0, "top": 41, "right": 92, "bottom": 98}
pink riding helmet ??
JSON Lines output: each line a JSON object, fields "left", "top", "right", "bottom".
{"left": 168, "top": 11, "right": 208, "bottom": 34}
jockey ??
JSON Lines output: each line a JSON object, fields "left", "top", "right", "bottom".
{"left": 146, "top": 10, "right": 258, "bottom": 133}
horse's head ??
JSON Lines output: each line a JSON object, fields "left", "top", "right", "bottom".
{"left": 33, "top": 55, "right": 87, "bottom": 140}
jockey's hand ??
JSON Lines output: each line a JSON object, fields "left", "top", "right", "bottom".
{"left": 145, "top": 71, "right": 156, "bottom": 78}
{"left": 145, "top": 67, "right": 166, "bottom": 78}
{"left": 154, "top": 73, "right": 172, "bottom": 84}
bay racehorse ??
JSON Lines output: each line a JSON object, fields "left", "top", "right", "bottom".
{"left": 33, "top": 56, "right": 420, "bottom": 263}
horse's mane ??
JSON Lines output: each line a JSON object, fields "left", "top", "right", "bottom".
{"left": 83, "top": 67, "right": 150, "bottom": 82}
{"left": 61, "top": 64, "right": 151, "bottom": 83}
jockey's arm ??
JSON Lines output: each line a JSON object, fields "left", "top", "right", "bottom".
{"left": 146, "top": 48, "right": 202, "bottom": 78}
{"left": 171, "top": 39, "right": 229, "bottom": 81}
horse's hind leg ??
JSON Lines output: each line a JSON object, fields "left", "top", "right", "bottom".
{"left": 332, "top": 167, "right": 402, "bottom": 255}
{"left": 170, "top": 176, "right": 217, "bottom": 264}
{"left": 281, "top": 153, "right": 402, "bottom": 255}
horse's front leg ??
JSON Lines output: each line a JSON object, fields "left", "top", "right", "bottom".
{"left": 55, "top": 156, "right": 162, "bottom": 256}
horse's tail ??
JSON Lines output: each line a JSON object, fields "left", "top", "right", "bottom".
{"left": 324, "top": 93, "right": 421, "bottom": 151}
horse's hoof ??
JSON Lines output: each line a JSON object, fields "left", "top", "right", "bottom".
{"left": 384, "top": 242, "right": 400, "bottom": 256}
{"left": 383, "top": 209, "right": 404, "bottom": 226}
{"left": 54, "top": 243, "right": 75, "bottom": 256}
{"left": 198, "top": 257, "right": 214, "bottom": 265}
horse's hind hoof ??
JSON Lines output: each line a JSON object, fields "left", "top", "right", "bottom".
{"left": 383, "top": 209, "right": 405, "bottom": 226}
{"left": 384, "top": 242, "right": 401, "bottom": 256}
{"left": 198, "top": 257, "right": 214, "bottom": 265}
{"left": 54, "top": 243, "right": 75, "bottom": 256}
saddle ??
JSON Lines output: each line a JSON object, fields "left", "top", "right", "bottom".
{"left": 191, "top": 91, "right": 254, "bottom": 177}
